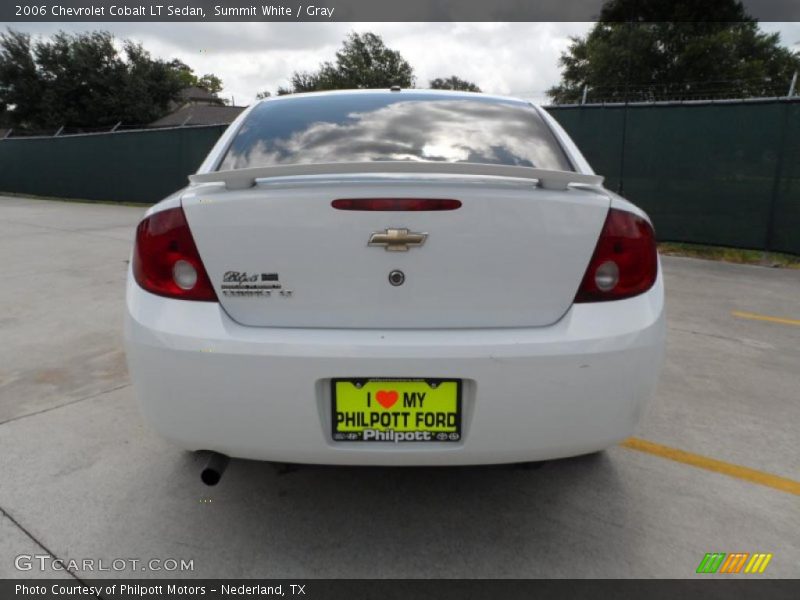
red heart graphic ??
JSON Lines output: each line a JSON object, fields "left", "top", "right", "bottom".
{"left": 375, "top": 390, "right": 398, "bottom": 409}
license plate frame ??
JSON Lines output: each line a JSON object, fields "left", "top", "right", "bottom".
{"left": 331, "top": 378, "right": 462, "bottom": 443}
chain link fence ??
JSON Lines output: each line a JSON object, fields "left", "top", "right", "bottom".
{"left": 0, "top": 98, "right": 798, "bottom": 255}
{"left": 547, "top": 97, "right": 799, "bottom": 254}
{"left": 0, "top": 124, "right": 228, "bottom": 204}
{"left": 561, "top": 74, "right": 798, "bottom": 105}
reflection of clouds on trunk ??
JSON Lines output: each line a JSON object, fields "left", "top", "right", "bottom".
{"left": 219, "top": 95, "right": 572, "bottom": 171}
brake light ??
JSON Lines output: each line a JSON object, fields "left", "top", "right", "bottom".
{"left": 574, "top": 208, "right": 658, "bottom": 303}
{"left": 132, "top": 207, "right": 218, "bottom": 301}
{"left": 332, "top": 198, "right": 461, "bottom": 211}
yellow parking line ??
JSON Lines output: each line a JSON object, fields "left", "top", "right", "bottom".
{"left": 620, "top": 437, "right": 800, "bottom": 496}
{"left": 731, "top": 310, "right": 800, "bottom": 327}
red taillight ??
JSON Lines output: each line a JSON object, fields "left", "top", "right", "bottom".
{"left": 132, "top": 207, "right": 217, "bottom": 301}
{"left": 332, "top": 198, "right": 462, "bottom": 211}
{"left": 574, "top": 208, "right": 658, "bottom": 303}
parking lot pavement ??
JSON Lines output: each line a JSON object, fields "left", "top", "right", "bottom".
{"left": 1, "top": 196, "right": 798, "bottom": 579}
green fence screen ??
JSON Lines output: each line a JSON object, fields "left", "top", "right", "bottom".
{"left": 0, "top": 100, "right": 798, "bottom": 254}
{"left": 0, "top": 125, "right": 227, "bottom": 205}
{"left": 549, "top": 99, "right": 800, "bottom": 255}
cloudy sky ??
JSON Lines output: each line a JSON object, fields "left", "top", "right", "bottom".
{"left": 5, "top": 22, "right": 800, "bottom": 105}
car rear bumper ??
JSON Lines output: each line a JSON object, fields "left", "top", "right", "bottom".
{"left": 124, "top": 271, "right": 665, "bottom": 466}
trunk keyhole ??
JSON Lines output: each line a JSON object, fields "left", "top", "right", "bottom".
{"left": 388, "top": 270, "right": 405, "bottom": 286}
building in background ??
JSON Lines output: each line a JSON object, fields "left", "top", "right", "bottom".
{"left": 150, "top": 86, "right": 246, "bottom": 127}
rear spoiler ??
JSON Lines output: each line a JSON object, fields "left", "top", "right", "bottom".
{"left": 188, "top": 162, "right": 603, "bottom": 191}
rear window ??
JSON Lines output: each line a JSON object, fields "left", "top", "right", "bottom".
{"left": 217, "top": 92, "right": 573, "bottom": 172}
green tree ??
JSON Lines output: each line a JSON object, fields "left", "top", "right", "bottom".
{"left": 0, "top": 29, "right": 42, "bottom": 127}
{"left": 285, "top": 32, "right": 415, "bottom": 93}
{"left": 429, "top": 76, "right": 481, "bottom": 92}
{"left": 548, "top": 0, "right": 800, "bottom": 103}
{"left": 120, "top": 40, "right": 188, "bottom": 122}
{"left": 196, "top": 73, "right": 223, "bottom": 94}
{"left": 166, "top": 61, "right": 223, "bottom": 94}
{"left": 168, "top": 59, "right": 197, "bottom": 88}
{"left": 0, "top": 28, "right": 224, "bottom": 129}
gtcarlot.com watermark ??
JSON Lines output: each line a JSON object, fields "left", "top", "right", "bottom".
{"left": 15, "top": 554, "right": 194, "bottom": 573}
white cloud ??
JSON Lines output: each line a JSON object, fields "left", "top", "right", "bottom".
{"left": 3, "top": 22, "right": 591, "bottom": 104}
{"left": 5, "top": 21, "right": 797, "bottom": 105}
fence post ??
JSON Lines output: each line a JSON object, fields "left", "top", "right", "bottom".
{"left": 618, "top": 103, "right": 629, "bottom": 195}
{"left": 111, "top": 121, "right": 122, "bottom": 132}
{"left": 764, "top": 103, "right": 791, "bottom": 253}
{"left": 581, "top": 85, "right": 588, "bottom": 105}
{"left": 54, "top": 125, "right": 64, "bottom": 137}
{"left": 617, "top": 20, "right": 634, "bottom": 195}
{"left": 789, "top": 71, "right": 798, "bottom": 97}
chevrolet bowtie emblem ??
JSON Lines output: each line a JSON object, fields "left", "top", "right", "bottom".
{"left": 368, "top": 228, "right": 427, "bottom": 252}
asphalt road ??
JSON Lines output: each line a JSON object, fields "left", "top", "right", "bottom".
{"left": 0, "top": 196, "right": 798, "bottom": 579}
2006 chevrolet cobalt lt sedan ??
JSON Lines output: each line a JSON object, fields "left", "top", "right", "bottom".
{"left": 124, "top": 89, "right": 665, "bottom": 476}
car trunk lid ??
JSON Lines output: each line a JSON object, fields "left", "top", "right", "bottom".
{"left": 181, "top": 175, "right": 610, "bottom": 328}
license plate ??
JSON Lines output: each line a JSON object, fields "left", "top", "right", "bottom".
{"left": 331, "top": 379, "right": 461, "bottom": 442}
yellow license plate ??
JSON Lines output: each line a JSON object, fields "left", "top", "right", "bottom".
{"left": 331, "top": 379, "right": 461, "bottom": 442}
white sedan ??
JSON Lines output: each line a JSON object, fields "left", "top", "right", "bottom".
{"left": 124, "top": 89, "right": 665, "bottom": 483}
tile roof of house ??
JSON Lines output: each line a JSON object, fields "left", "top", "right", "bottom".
{"left": 149, "top": 104, "right": 246, "bottom": 127}
{"left": 179, "top": 86, "right": 224, "bottom": 104}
